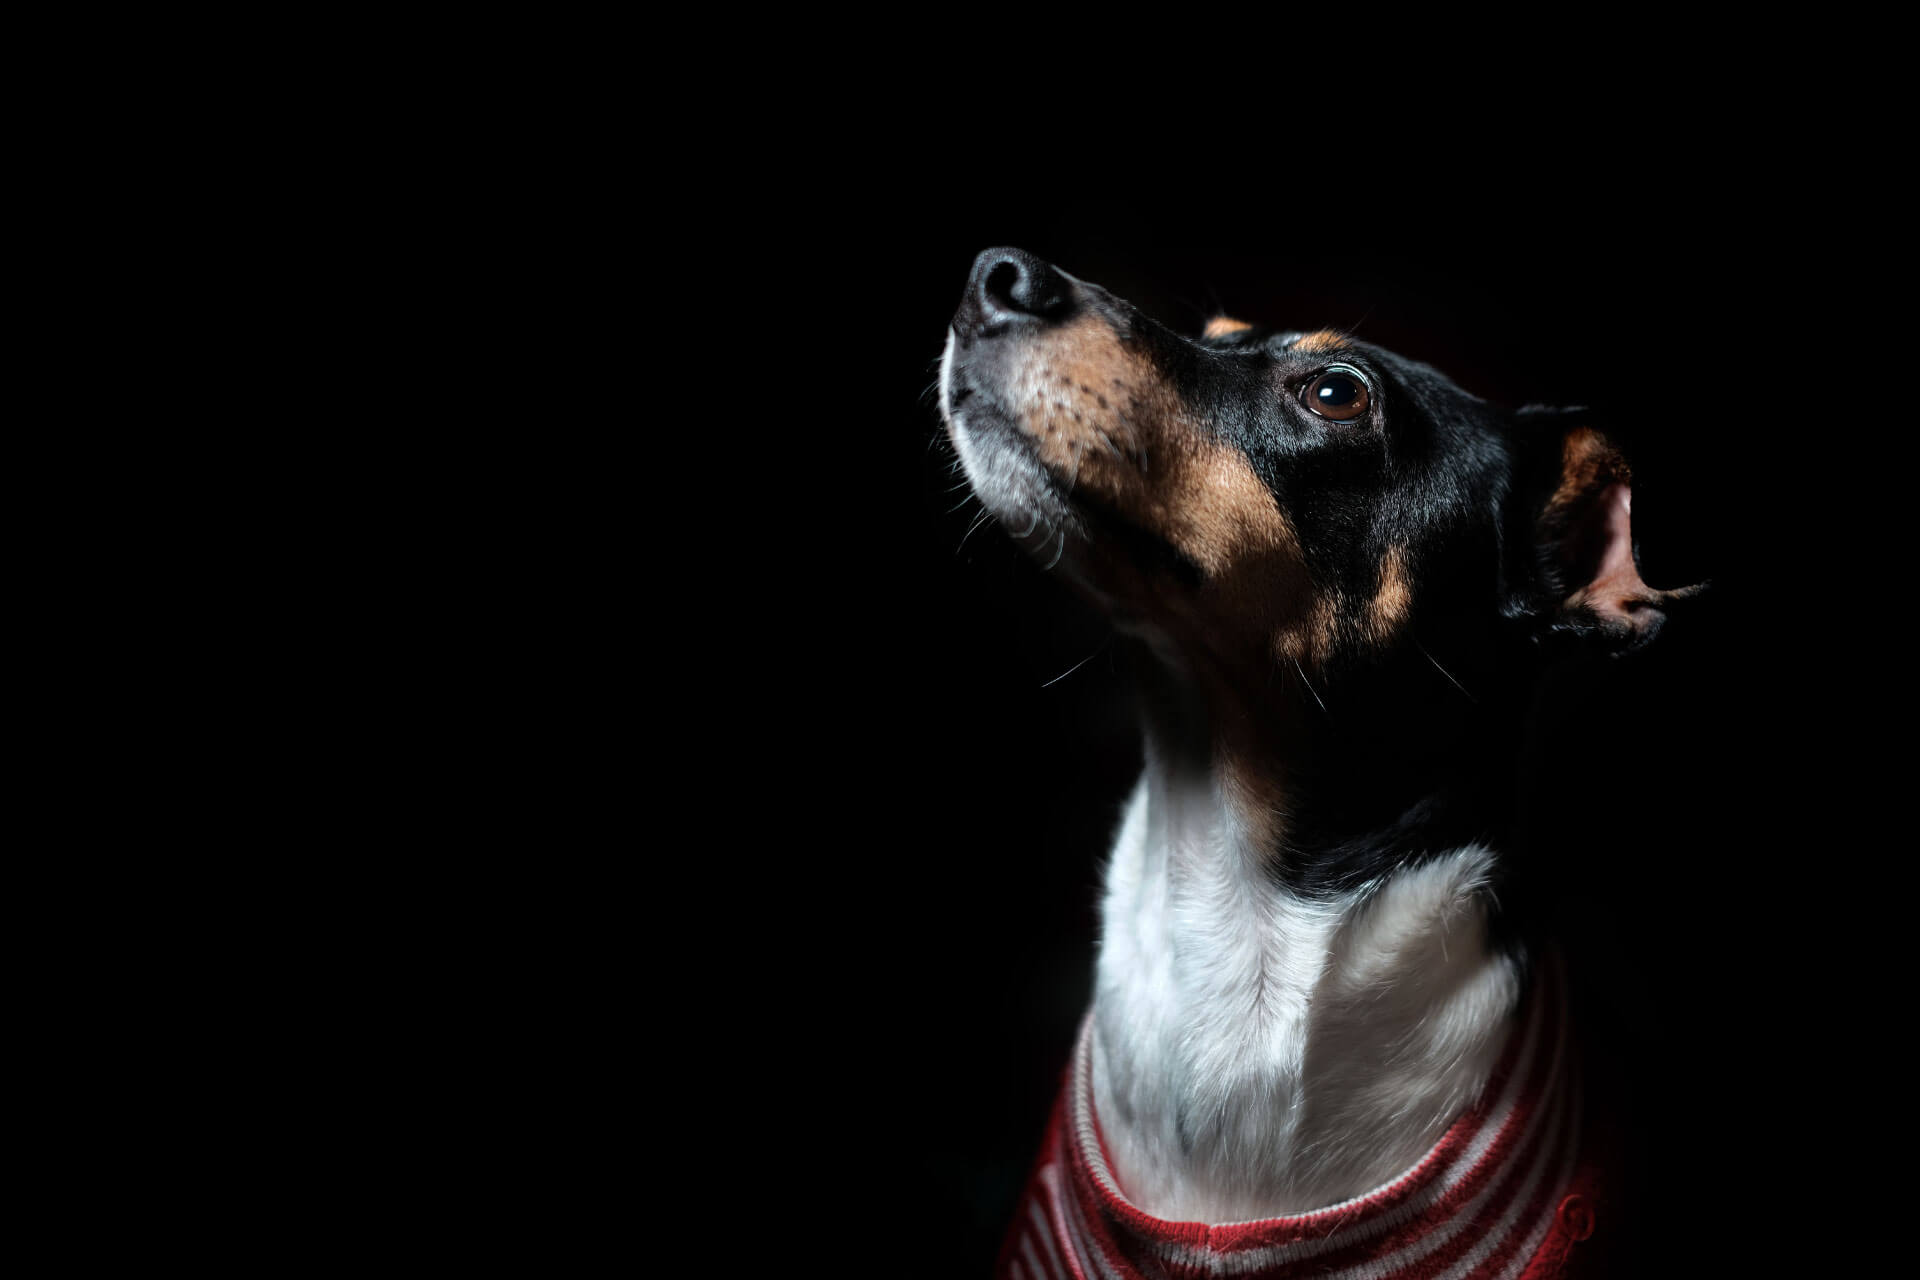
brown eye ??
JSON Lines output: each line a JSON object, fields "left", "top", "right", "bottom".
{"left": 1304, "top": 368, "right": 1371, "bottom": 422}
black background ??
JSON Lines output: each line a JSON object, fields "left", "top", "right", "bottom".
{"left": 735, "top": 161, "right": 1849, "bottom": 1272}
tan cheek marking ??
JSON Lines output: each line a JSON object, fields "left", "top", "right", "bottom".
{"left": 1292, "top": 329, "right": 1348, "bottom": 355}
{"left": 1014, "top": 318, "right": 1300, "bottom": 578}
{"left": 1145, "top": 441, "right": 1297, "bottom": 576}
{"left": 1275, "top": 546, "right": 1412, "bottom": 666}
{"left": 1012, "top": 317, "right": 1329, "bottom": 676}
{"left": 1366, "top": 545, "right": 1413, "bottom": 644}
{"left": 1203, "top": 316, "right": 1254, "bottom": 338}
{"left": 1013, "top": 318, "right": 1137, "bottom": 464}
{"left": 1275, "top": 595, "right": 1340, "bottom": 668}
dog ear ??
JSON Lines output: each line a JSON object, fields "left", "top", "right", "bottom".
{"left": 1509, "top": 406, "right": 1707, "bottom": 653}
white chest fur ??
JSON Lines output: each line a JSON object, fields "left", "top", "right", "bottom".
{"left": 1090, "top": 764, "right": 1523, "bottom": 1222}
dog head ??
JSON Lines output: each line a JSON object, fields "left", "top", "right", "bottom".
{"left": 938, "top": 248, "right": 1699, "bottom": 701}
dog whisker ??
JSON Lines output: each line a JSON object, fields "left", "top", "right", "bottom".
{"left": 1415, "top": 640, "right": 1476, "bottom": 703}
{"left": 956, "top": 508, "right": 996, "bottom": 553}
{"left": 1061, "top": 436, "right": 1087, "bottom": 497}
{"left": 1292, "top": 657, "right": 1331, "bottom": 719}
{"left": 1042, "top": 527, "right": 1067, "bottom": 571}
{"left": 1040, "top": 634, "right": 1112, "bottom": 689}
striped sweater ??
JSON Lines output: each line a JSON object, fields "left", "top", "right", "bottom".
{"left": 997, "top": 959, "right": 1605, "bottom": 1280}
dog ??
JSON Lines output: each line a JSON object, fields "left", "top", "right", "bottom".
{"left": 937, "top": 249, "right": 1701, "bottom": 1279}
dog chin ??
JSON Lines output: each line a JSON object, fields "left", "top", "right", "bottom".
{"left": 941, "top": 328, "right": 1086, "bottom": 559}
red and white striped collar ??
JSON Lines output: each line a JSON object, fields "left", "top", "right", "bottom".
{"left": 1000, "top": 956, "right": 1592, "bottom": 1280}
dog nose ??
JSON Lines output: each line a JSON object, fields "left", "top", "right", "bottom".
{"left": 957, "top": 247, "right": 1073, "bottom": 336}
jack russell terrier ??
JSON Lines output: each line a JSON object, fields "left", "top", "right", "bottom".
{"left": 937, "top": 248, "right": 1700, "bottom": 1279}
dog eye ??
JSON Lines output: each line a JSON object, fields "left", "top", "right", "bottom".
{"left": 1303, "top": 368, "right": 1371, "bottom": 422}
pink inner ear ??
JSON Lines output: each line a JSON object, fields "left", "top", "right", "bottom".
{"left": 1578, "top": 483, "right": 1656, "bottom": 621}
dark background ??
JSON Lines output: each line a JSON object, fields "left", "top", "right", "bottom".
{"left": 745, "top": 172, "right": 1846, "bottom": 1272}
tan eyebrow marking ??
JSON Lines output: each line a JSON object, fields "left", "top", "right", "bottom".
{"left": 1203, "top": 316, "right": 1254, "bottom": 338}
{"left": 1292, "top": 329, "right": 1348, "bottom": 354}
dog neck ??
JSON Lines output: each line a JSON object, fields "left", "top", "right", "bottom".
{"left": 1089, "top": 679, "right": 1524, "bottom": 1223}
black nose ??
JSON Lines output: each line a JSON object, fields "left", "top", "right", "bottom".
{"left": 956, "top": 247, "right": 1073, "bottom": 336}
